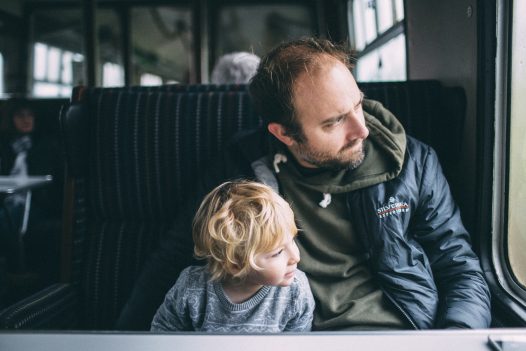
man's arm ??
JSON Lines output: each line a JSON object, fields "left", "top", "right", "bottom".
{"left": 413, "top": 146, "right": 491, "bottom": 329}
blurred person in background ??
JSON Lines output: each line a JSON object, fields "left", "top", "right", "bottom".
{"left": 211, "top": 52, "right": 260, "bottom": 84}
{"left": 0, "top": 98, "right": 63, "bottom": 293}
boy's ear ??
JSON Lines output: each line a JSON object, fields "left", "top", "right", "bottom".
{"left": 268, "top": 123, "right": 295, "bottom": 146}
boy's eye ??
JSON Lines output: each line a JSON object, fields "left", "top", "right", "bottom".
{"left": 271, "top": 249, "right": 284, "bottom": 258}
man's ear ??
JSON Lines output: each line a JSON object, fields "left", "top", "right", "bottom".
{"left": 268, "top": 122, "right": 295, "bottom": 146}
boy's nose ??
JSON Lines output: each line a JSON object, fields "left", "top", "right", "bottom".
{"left": 288, "top": 247, "right": 300, "bottom": 265}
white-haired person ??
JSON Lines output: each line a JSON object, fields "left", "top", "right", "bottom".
{"left": 210, "top": 52, "right": 260, "bottom": 84}
{"left": 150, "top": 180, "right": 314, "bottom": 332}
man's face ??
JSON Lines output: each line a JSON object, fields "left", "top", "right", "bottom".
{"left": 288, "top": 59, "right": 369, "bottom": 170}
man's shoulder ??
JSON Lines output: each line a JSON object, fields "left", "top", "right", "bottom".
{"left": 228, "top": 127, "right": 272, "bottom": 161}
{"left": 404, "top": 135, "right": 434, "bottom": 163}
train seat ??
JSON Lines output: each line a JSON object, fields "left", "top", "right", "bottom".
{"left": 0, "top": 80, "right": 465, "bottom": 330}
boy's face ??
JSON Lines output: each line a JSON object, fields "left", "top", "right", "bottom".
{"left": 246, "top": 231, "right": 300, "bottom": 287}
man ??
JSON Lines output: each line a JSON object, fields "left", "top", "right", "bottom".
{"left": 118, "top": 38, "right": 491, "bottom": 330}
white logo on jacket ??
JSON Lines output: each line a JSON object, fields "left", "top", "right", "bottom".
{"left": 376, "top": 196, "right": 409, "bottom": 219}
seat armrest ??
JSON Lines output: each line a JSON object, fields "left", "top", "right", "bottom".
{"left": 0, "top": 283, "right": 79, "bottom": 329}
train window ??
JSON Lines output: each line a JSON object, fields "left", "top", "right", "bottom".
{"left": 213, "top": 4, "right": 314, "bottom": 59}
{"left": 99, "top": 9, "right": 125, "bottom": 87}
{"left": 130, "top": 6, "right": 193, "bottom": 85}
{"left": 30, "top": 8, "right": 85, "bottom": 97}
{"left": 102, "top": 62, "right": 124, "bottom": 87}
{"left": 32, "top": 42, "right": 82, "bottom": 97}
{"left": 348, "top": 0, "right": 406, "bottom": 82}
{"left": 506, "top": 0, "right": 526, "bottom": 292}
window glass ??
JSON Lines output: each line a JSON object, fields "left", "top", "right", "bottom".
{"left": 130, "top": 6, "right": 192, "bottom": 85}
{"left": 98, "top": 9, "right": 124, "bottom": 87}
{"left": 355, "top": 34, "right": 405, "bottom": 81}
{"left": 361, "top": 0, "right": 377, "bottom": 44}
{"left": 507, "top": 0, "right": 526, "bottom": 288}
{"left": 103, "top": 62, "right": 124, "bottom": 87}
{"left": 31, "top": 43, "right": 82, "bottom": 97}
{"left": 31, "top": 9, "right": 84, "bottom": 97}
{"left": 376, "top": 0, "right": 393, "bottom": 34}
{"left": 349, "top": 0, "right": 405, "bottom": 82}
{"left": 351, "top": 0, "right": 366, "bottom": 51}
{"left": 33, "top": 43, "right": 47, "bottom": 81}
{"left": 215, "top": 4, "right": 314, "bottom": 59}
{"left": 46, "top": 47, "right": 61, "bottom": 82}
{"left": 394, "top": 0, "right": 404, "bottom": 21}
{"left": 62, "top": 52, "right": 73, "bottom": 84}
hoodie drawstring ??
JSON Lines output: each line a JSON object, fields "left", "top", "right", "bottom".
{"left": 273, "top": 153, "right": 287, "bottom": 173}
{"left": 319, "top": 193, "right": 332, "bottom": 208}
{"left": 274, "top": 152, "right": 332, "bottom": 208}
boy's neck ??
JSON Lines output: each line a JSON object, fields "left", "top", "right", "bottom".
{"left": 221, "top": 278, "right": 263, "bottom": 304}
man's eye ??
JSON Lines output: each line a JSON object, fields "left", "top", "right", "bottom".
{"left": 271, "top": 249, "right": 283, "bottom": 258}
{"left": 324, "top": 117, "right": 345, "bottom": 129}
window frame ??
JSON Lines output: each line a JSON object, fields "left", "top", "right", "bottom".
{"left": 487, "top": 0, "right": 526, "bottom": 323}
{"left": 347, "top": 0, "right": 407, "bottom": 82}
{"left": 207, "top": 0, "right": 320, "bottom": 80}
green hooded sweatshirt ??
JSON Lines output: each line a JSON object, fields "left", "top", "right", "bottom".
{"left": 274, "top": 99, "right": 410, "bottom": 330}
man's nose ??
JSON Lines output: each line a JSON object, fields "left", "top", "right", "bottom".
{"left": 345, "top": 113, "right": 369, "bottom": 140}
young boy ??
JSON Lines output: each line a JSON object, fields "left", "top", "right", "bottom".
{"left": 151, "top": 180, "right": 315, "bottom": 332}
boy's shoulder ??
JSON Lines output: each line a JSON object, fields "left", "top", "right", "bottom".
{"left": 177, "top": 265, "right": 210, "bottom": 287}
{"left": 292, "top": 269, "right": 309, "bottom": 285}
{"left": 289, "top": 269, "right": 312, "bottom": 296}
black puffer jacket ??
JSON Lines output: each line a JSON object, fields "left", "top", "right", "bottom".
{"left": 233, "top": 131, "right": 491, "bottom": 329}
{"left": 118, "top": 101, "right": 491, "bottom": 330}
{"left": 348, "top": 135, "right": 491, "bottom": 328}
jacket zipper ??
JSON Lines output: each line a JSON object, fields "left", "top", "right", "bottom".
{"left": 350, "top": 190, "right": 419, "bottom": 330}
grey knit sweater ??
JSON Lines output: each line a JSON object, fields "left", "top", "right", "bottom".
{"left": 151, "top": 265, "right": 315, "bottom": 332}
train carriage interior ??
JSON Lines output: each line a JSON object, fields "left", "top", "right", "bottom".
{"left": 0, "top": 0, "right": 525, "bottom": 349}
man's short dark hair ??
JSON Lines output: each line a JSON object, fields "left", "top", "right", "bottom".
{"left": 248, "top": 37, "right": 355, "bottom": 140}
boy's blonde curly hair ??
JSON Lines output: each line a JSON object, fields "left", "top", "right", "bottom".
{"left": 192, "top": 180, "right": 297, "bottom": 281}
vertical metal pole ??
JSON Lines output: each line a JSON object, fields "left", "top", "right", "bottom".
{"left": 83, "top": 0, "right": 97, "bottom": 86}
{"left": 121, "top": 7, "right": 131, "bottom": 86}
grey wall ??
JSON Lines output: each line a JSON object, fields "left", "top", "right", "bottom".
{"left": 0, "top": 0, "right": 22, "bottom": 16}
{"left": 405, "top": 0, "right": 478, "bottom": 234}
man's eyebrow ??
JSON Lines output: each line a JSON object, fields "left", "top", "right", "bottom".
{"left": 355, "top": 91, "right": 365, "bottom": 107}
{"left": 321, "top": 113, "right": 346, "bottom": 126}
{"left": 320, "top": 91, "right": 365, "bottom": 126}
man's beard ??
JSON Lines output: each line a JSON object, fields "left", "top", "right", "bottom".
{"left": 293, "top": 140, "right": 366, "bottom": 171}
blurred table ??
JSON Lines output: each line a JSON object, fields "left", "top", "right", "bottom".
{"left": 0, "top": 175, "right": 53, "bottom": 195}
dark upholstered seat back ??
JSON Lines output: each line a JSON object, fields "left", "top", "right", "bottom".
{"left": 61, "top": 85, "right": 260, "bottom": 329}
{"left": 58, "top": 81, "right": 465, "bottom": 330}
{"left": 359, "top": 81, "right": 466, "bottom": 180}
